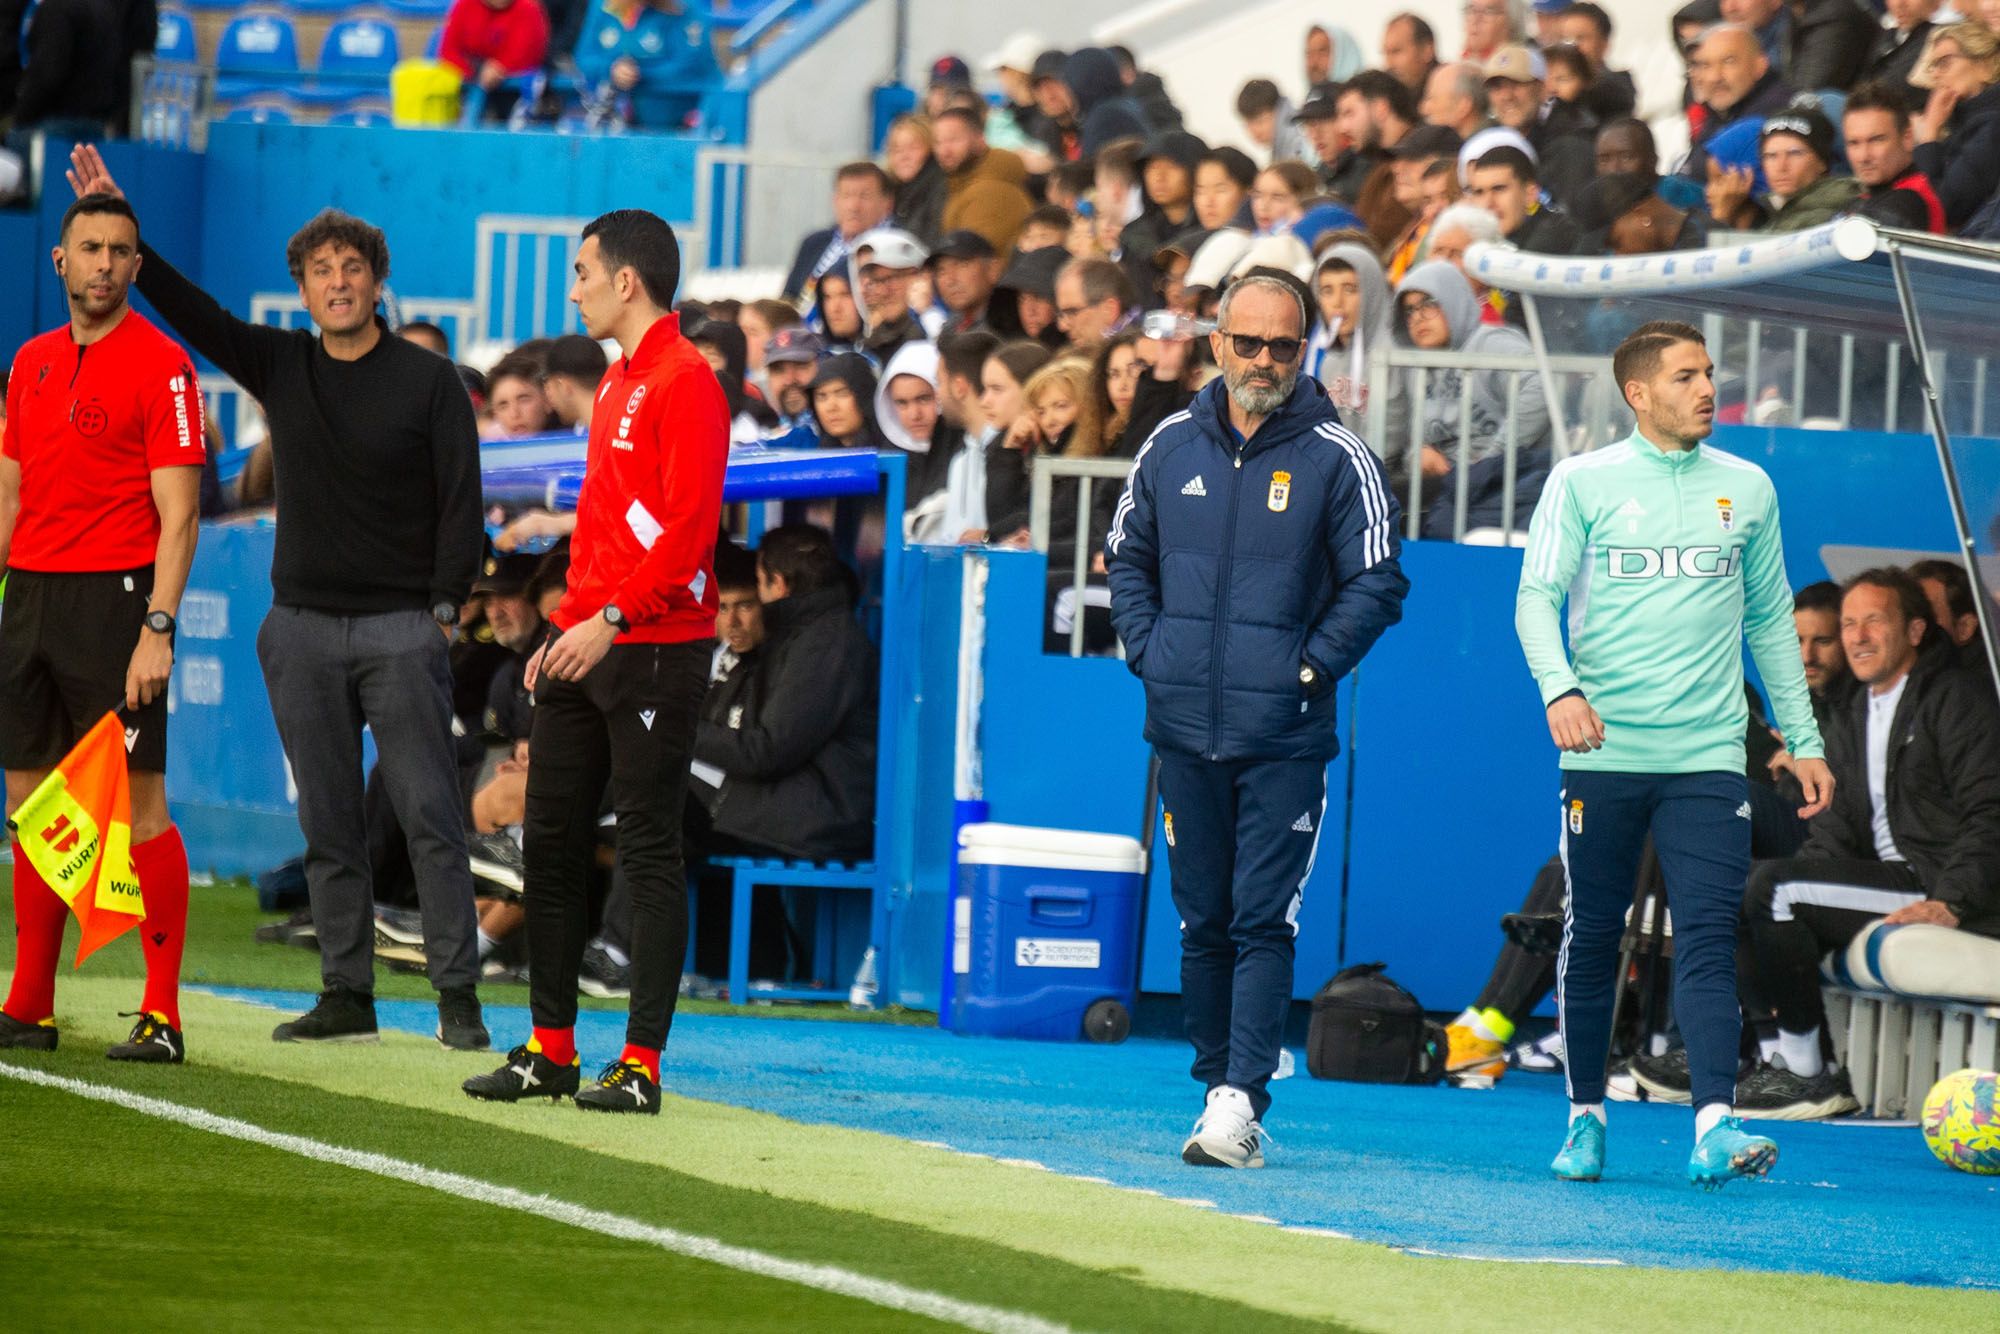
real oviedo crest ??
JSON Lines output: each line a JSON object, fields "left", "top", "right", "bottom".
{"left": 1268, "top": 470, "right": 1291, "bottom": 513}
{"left": 1716, "top": 497, "right": 1734, "bottom": 532}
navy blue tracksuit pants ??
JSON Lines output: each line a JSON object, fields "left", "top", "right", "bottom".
{"left": 1157, "top": 752, "right": 1328, "bottom": 1120}
{"left": 1558, "top": 769, "right": 1751, "bottom": 1111}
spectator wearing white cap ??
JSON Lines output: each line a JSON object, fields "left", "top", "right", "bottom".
{"left": 853, "top": 227, "right": 936, "bottom": 364}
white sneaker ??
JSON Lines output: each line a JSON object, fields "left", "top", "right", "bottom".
{"left": 1181, "top": 1085, "right": 1266, "bottom": 1168}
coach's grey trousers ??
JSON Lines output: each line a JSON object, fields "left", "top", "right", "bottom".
{"left": 258, "top": 606, "right": 479, "bottom": 995}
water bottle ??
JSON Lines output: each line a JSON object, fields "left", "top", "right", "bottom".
{"left": 848, "top": 945, "right": 879, "bottom": 1010}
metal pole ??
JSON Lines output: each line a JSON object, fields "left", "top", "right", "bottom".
{"left": 1408, "top": 367, "right": 1427, "bottom": 539}
{"left": 1791, "top": 326, "right": 1807, "bottom": 422}
{"left": 1070, "top": 478, "right": 1092, "bottom": 658}
{"left": 1745, "top": 319, "right": 1762, "bottom": 421}
{"left": 1886, "top": 345, "right": 1900, "bottom": 433}
{"left": 1519, "top": 293, "right": 1571, "bottom": 458}
{"left": 1887, "top": 242, "right": 2000, "bottom": 702}
{"left": 1453, "top": 383, "right": 1472, "bottom": 541}
{"left": 1501, "top": 376, "right": 1520, "bottom": 541}
{"left": 1837, "top": 335, "right": 1854, "bottom": 429}
{"left": 1028, "top": 457, "right": 1052, "bottom": 552}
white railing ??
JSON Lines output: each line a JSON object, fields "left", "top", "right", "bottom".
{"left": 1028, "top": 456, "right": 1140, "bottom": 659}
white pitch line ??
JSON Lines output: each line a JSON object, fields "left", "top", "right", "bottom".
{"left": 0, "top": 1062, "right": 1075, "bottom": 1334}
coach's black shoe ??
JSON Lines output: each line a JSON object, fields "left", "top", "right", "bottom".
{"left": 574, "top": 1058, "right": 661, "bottom": 1115}
{"left": 0, "top": 1011, "right": 58, "bottom": 1051}
{"left": 108, "top": 1011, "right": 184, "bottom": 1063}
{"left": 272, "top": 987, "right": 379, "bottom": 1043}
{"left": 436, "top": 986, "right": 491, "bottom": 1052}
{"left": 1733, "top": 1059, "right": 1861, "bottom": 1121}
{"left": 1629, "top": 1046, "right": 1693, "bottom": 1104}
{"left": 463, "top": 1043, "right": 581, "bottom": 1102}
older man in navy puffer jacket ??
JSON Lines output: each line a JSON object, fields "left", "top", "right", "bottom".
{"left": 1106, "top": 275, "right": 1409, "bottom": 1168}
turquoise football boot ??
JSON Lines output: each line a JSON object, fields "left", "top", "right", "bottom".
{"left": 1551, "top": 1111, "right": 1606, "bottom": 1181}
{"left": 1688, "top": 1115, "right": 1777, "bottom": 1190}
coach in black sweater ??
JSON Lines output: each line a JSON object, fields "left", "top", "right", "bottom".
{"left": 67, "top": 146, "right": 489, "bottom": 1051}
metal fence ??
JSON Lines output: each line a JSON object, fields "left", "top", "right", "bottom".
{"left": 1027, "top": 456, "right": 1139, "bottom": 659}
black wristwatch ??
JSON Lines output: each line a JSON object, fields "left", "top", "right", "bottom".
{"left": 143, "top": 610, "right": 176, "bottom": 635}
{"left": 602, "top": 604, "right": 629, "bottom": 633}
{"left": 431, "top": 601, "right": 458, "bottom": 627}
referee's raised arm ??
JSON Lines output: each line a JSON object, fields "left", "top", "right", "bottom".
{"left": 66, "top": 145, "right": 286, "bottom": 396}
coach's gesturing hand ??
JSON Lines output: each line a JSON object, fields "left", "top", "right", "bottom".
{"left": 529, "top": 614, "right": 617, "bottom": 688}
{"left": 1547, "top": 694, "right": 1605, "bottom": 754}
{"left": 65, "top": 143, "right": 124, "bottom": 200}
{"left": 1792, "top": 755, "right": 1835, "bottom": 820}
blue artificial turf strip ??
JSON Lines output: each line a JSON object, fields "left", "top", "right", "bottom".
{"left": 213, "top": 987, "right": 2000, "bottom": 1291}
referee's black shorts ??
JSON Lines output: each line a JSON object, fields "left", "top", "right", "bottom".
{"left": 0, "top": 566, "right": 168, "bottom": 773}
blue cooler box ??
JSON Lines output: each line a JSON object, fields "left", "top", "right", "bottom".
{"left": 952, "top": 823, "right": 1146, "bottom": 1042}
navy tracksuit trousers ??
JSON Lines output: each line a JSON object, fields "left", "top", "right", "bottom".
{"left": 1157, "top": 751, "right": 1329, "bottom": 1120}
{"left": 1557, "top": 769, "right": 1751, "bottom": 1111}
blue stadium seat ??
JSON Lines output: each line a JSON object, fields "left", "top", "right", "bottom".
{"left": 154, "top": 10, "right": 198, "bottom": 64}
{"left": 283, "top": 0, "right": 361, "bottom": 13}
{"left": 318, "top": 18, "right": 399, "bottom": 75}
{"left": 383, "top": 0, "right": 449, "bottom": 16}
{"left": 214, "top": 12, "right": 301, "bottom": 100}
{"left": 179, "top": 0, "right": 244, "bottom": 10}
{"left": 216, "top": 12, "right": 299, "bottom": 69}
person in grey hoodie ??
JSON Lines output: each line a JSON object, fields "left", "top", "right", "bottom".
{"left": 1307, "top": 242, "right": 1407, "bottom": 457}
{"left": 1391, "top": 259, "right": 1549, "bottom": 539}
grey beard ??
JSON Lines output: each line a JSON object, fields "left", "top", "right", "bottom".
{"left": 1227, "top": 367, "right": 1294, "bottom": 417}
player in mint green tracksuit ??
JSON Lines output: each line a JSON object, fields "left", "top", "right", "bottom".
{"left": 1515, "top": 321, "right": 1835, "bottom": 1188}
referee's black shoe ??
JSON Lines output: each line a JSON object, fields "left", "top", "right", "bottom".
{"left": 464, "top": 1044, "right": 581, "bottom": 1102}
{"left": 272, "top": 986, "right": 379, "bottom": 1043}
{"left": 108, "top": 1011, "right": 184, "bottom": 1063}
{"left": 575, "top": 1058, "right": 661, "bottom": 1114}
{"left": 0, "top": 1011, "right": 58, "bottom": 1051}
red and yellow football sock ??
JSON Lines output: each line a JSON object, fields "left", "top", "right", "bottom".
{"left": 3, "top": 844, "right": 66, "bottom": 1025}
{"left": 620, "top": 1044, "right": 660, "bottom": 1081}
{"left": 133, "top": 826, "right": 190, "bottom": 1029}
{"left": 530, "top": 1026, "right": 576, "bottom": 1065}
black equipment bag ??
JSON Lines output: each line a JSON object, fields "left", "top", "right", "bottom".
{"left": 1306, "top": 962, "right": 1445, "bottom": 1084}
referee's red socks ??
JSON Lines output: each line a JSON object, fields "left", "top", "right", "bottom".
{"left": 2, "top": 842, "right": 65, "bottom": 1025}
{"left": 531, "top": 1026, "right": 577, "bottom": 1066}
{"left": 620, "top": 1045, "right": 661, "bottom": 1081}
{"left": 135, "top": 827, "right": 190, "bottom": 1029}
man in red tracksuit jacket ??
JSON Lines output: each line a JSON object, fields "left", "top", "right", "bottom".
{"left": 465, "top": 209, "right": 729, "bottom": 1115}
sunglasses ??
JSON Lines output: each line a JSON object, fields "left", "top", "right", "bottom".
{"left": 1218, "top": 331, "right": 1303, "bottom": 363}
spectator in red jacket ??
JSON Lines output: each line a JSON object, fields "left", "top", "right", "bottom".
{"left": 440, "top": 0, "right": 551, "bottom": 118}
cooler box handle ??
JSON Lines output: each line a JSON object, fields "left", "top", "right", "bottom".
{"left": 1028, "top": 885, "right": 1092, "bottom": 925}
